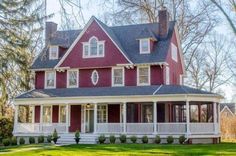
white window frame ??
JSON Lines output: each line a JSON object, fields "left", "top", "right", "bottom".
{"left": 112, "top": 67, "right": 125, "bottom": 87}
{"left": 171, "top": 43, "right": 178, "bottom": 62}
{"left": 67, "top": 69, "right": 79, "bottom": 88}
{"left": 137, "top": 66, "right": 150, "bottom": 86}
{"left": 166, "top": 66, "right": 170, "bottom": 85}
{"left": 91, "top": 70, "right": 99, "bottom": 85}
{"left": 82, "top": 36, "right": 105, "bottom": 58}
{"left": 42, "top": 105, "right": 52, "bottom": 123}
{"left": 59, "top": 105, "right": 66, "bottom": 123}
{"left": 97, "top": 104, "right": 108, "bottom": 123}
{"left": 139, "top": 39, "right": 150, "bottom": 54}
{"left": 45, "top": 71, "right": 56, "bottom": 89}
{"left": 49, "top": 46, "right": 59, "bottom": 60}
{"left": 179, "top": 74, "right": 183, "bottom": 85}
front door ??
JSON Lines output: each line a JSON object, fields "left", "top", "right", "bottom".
{"left": 85, "top": 107, "right": 94, "bottom": 133}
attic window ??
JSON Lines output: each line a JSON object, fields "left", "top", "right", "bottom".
{"left": 83, "top": 36, "right": 105, "bottom": 58}
{"left": 171, "top": 43, "right": 178, "bottom": 62}
{"left": 49, "top": 46, "right": 59, "bottom": 60}
{"left": 139, "top": 39, "right": 150, "bottom": 54}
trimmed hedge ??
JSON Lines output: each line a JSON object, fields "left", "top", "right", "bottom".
{"left": 3, "top": 138, "right": 11, "bottom": 146}
{"left": 119, "top": 134, "right": 126, "bottom": 143}
{"left": 11, "top": 136, "right": 17, "bottom": 145}
{"left": 19, "top": 137, "right": 25, "bottom": 145}
{"left": 130, "top": 135, "right": 137, "bottom": 143}
{"left": 29, "top": 136, "right": 35, "bottom": 144}
{"left": 98, "top": 135, "right": 106, "bottom": 144}
{"left": 38, "top": 135, "right": 44, "bottom": 143}
{"left": 142, "top": 136, "right": 148, "bottom": 144}
{"left": 167, "top": 136, "right": 174, "bottom": 144}
{"left": 109, "top": 135, "right": 116, "bottom": 144}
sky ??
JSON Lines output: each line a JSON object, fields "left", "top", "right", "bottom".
{"left": 46, "top": 0, "right": 235, "bottom": 102}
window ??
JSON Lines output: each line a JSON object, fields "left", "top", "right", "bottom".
{"left": 166, "top": 66, "right": 170, "bottom": 85}
{"left": 97, "top": 105, "right": 107, "bottom": 123}
{"left": 45, "top": 71, "right": 56, "bottom": 88}
{"left": 91, "top": 70, "right": 99, "bottom": 85}
{"left": 67, "top": 69, "right": 78, "bottom": 88}
{"left": 142, "top": 104, "right": 153, "bottom": 123}
{"left": 190, "top": 105, "right": 199, "bottom": 122}
{"left": 112, "top": 67, "right": 124, "bottom": 86}
{"left": 59, "top": 106, "right": 66, "bottom": 123}
{"left": 83, "top": 36, "right": 105, "bottom": 58}
{"left": 171, "top": 43, "right": 178, "bottom": 62}
{"left": 173, "top": 104, "right": 186, "bottom": 122}
{"left": 18, "top": 105, "right": 33, "bottom": 123}
{"left": 43, "top": 106, "right": 52, "bottom": 123}
{"left": 137, "top": 66, "right": 150, "bottom": 85}
{"left": 140, "top": 39, "right": 150, "bottom": 54}
{"left": 49, "top": 46, "right": 59, "bottom": 60}
{"left": 179, "top": 75, "right": 183, "bottom": 85}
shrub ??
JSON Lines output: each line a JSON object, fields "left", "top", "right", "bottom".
{"left": 0, "top": 117, "right": 13, "bottom": 140}
{"left": 74, "top": 130, "right": 80, "bottom": 144}
{"left": 109, "top": 135, "right": 116, "bottom": 144}
{"left": 19, "top": 137, "right": 25, "bottom": 145}
{"left": 3, "top": 138, "right": 11, "bottom": 146}
{"left": 179, "top": 135, "right": 186, "bottom": 144}
{"left": 119, "top": 134, "right": 126, "bottom": 143}
{"left": 38, "top": 135, "right": 44, "bottom": 143}
{"left": 47, "top": 135, "right": 52, "bottom": 143}
{"left": 29, "top": 136, "right": 35, "bottom": 144}
{"left": 98, "top": 135, "right": 106, "bottom": 144}
{"left": 52, "top": 129, "right": 60, "bottom": 144}
{"left": 155, "top": 135, "right": 161, "bottom": 144}
{"left": 11, "top": 136, "right": 17, "bottom": 145}
{"left": 130, "top": 135, "right": 137, "bottom": 143}
{"left": 142, "top": 135, "right": 148, "bottom": 144}
{"left": 167, "top": 136, "right": 174, "bottom": 144}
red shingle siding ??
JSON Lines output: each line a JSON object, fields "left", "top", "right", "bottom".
{"left": 108, "top": 104, "right": 120, "bottom": 123}
{"left": 56, "top": 71, "right": 67, "bottom": 88}
{"left": 35, "top": 71, "right": 44, "bottom": 89}
{"left": 34, "top": 106, "right": 40, "bottom": 123}
{"left": 52, "top": 105, "right": 59, "bottom": 123}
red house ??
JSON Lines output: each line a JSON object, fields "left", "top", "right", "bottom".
{"left": 13, "top": 8, "right": 222, "bottom": 144}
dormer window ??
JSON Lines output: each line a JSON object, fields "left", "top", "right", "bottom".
{"left": 49, "top": 46, "right": 58, "bottom": 60}
{"left": 139, "top": 39, "right": 150, "bottom": 54}
{"left": 83, "top": 36, "right": 105, "bottom": 58}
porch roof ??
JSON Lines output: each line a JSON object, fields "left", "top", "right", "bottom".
{"left": 16, "top": 85, "right": 219, "bottom": 99}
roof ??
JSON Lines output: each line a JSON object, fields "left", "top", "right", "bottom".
{"left": 220, "top": 103, "right": 236, "bottom": 114}
{"left": 31, "top": 17, "right": 175, "bottom": 69}
{"left": 16, "top": 85, "right": 218, "bottom": 99}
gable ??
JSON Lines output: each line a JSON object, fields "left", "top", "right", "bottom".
{"left": 57, "top": 20, "right": 130, "bottom": 68}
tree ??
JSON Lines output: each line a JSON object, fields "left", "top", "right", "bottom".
{"left": 0, "top": 0, "right": 46, "bottom": 116}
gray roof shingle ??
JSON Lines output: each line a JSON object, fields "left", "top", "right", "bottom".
{"left": 16, "top": 85, "right": 217, "bottom": 99}
{"left": 31, "top": 17, "right": 175, "bottom": 69}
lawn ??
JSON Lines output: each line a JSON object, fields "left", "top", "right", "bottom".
{"left": 1, "top": 143, "right": 236, "bottom": 156}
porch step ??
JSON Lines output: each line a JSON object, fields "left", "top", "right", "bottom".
{"left": 57, "top": 133, "right": 97, "bottom": 145}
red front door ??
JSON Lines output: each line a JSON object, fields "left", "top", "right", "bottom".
{"left": 69, "top": 105, "right": 81, "bottom": 132}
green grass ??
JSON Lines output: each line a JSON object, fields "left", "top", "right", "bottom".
{"left": 1, "top": 143, "right": 236, "bottom": 156}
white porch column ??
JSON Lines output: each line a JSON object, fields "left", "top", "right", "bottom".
{"left": 14, "top": 105, "right": 19, "bottom": 133}
{"left": 218, "top": 103, "right": 220, "bottom": 134}
{"left": 32, "top": 105, "right": 35, "bottom": 123}
{"left": 153, "top": 102, "right": 157, "bottom": 134}
{"left": 94, "top": 103, "right": 97, "bottom": 134}
{"left": 66, "top": 104, "right": 69, "bottom": 133}
{"left": 213, "top": 102, "right": 217, "bottom": 134}
{"left": 123, "top": 102, "right": 127, "bottom": 133}
{"left": 186, "top": 101, "right": 190, "bottom": 135}
{"left": 40, "top": 104, "right": 43, "bottom": 132}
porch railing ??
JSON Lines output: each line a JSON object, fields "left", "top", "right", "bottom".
{"left": 41, "top": 123, "right": 67, "bottom": 133}
{"left": 14, "top": 123, "right": 40, "bottom": 133}
{"left": 157, "top": 123, "right": 186, "bottom": 134}
{"left": 190, "top": 123, "right": 214, "bottom": 134}
{"left": 126, "top": 123, "right": 154, "bottom": 134}
{"left": 96, "top": 123, "right": 123, "bottom": 133}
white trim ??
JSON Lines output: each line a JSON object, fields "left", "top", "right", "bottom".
{"left": 139, "top": 38, "right": 150, "bottom": 54}
{"left": 44, "top": 71, "right": 56, "bottom": 89}
{"left": 112, "top": 67, "right": 125, "bottom": 87}
{"left": 153, "top": 85, "right": 163, "bottom": 95}
{"left": 67, "top": 69, "right": 79, "bottom": 88}
{"left": 91, "top": 70, "right": 99, "bottom": 85}
{"left": 179, "top": 74, "right": 183, "bottom": 85}
{"left": 165, "top": 66, "right": 170, "bottom": 85}
{"left": 171, "top": 43, "right": 178, "bottom": 62}
{"left": 220, "top": 106, "right": 235, "bottom": 116}
{"left": 137, "top": 66, "right": 150, "bottom": 86}
{"left": 55, "top": 17, "right": 132, "bottom": 69}
{"left": 82, "top": 36, "right": 105, "bottom": 58}
{"left": 49, "top": 45, "right": 59, "bottom": 60}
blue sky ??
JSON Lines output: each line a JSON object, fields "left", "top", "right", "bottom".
{"left": 46, "top": 0, "right": 234, "bottom": 102}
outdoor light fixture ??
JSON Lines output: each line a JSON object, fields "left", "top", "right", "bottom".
{"left": 86, "top": 103, "right": 91, "bottom": 108}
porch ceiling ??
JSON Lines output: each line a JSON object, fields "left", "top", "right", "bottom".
{"left": 16, "top": 85, "right": 220, "bottom": 99}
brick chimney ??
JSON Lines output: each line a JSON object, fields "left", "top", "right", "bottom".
{"left": 45, "top": 22, "right": 57, "bottom": 43}
{"left": 158, "top": 7, "right": 169, "bottom": 38}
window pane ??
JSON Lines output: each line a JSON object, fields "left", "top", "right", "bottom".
{"left": 60, "top": 106, "right": 66, "bottom": 123}
{"left": 98, "top": 44, "right": 104, "bottom": 56}
{"left": 18, "top": 105, "right": 33, "bottom": 123}
{"left": 90, "top": 38, "right": 97, "bottom": 56}
{"left": 46, "top": 72, "right": 55, "bottom": 87}
{"left": 43, "top": 106, "right": 51, "bottom": 123}
{"left": 50, "top": 47, "right": 58, "bottom": 59}
{"left": 139, "top": 67, "right": 149, "bottom": 84}
{"left": 141, "top": 40, "right": 148, "bottom": 52}
{"left": 84, "top": 45, "right": 89, "bottom": 56}
{"left": 68, "top": 71, "right": 77, "bottom": 87}
{"left": 113, "top": 68, "right": 123, "bottom": 85}
{"left": 97, "top": 105, "right": 107, "bottom": 123}
{"left": 91, "top": 70, "right": 99, "bottom": 85}
{"left": 190, "top": 105, "right": 199, "bottom": 122}
{"left": 142, "top": 104, "right": 153, "bottom": 123}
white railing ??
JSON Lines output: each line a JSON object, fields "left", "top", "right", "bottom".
{"left": 42, "top": 123, "right": 67, "bottom": 133}
{"left": 157, "top": 123, "right": 186, "bottom": 134}
{"left": 97, "top": 123, "right": 123, "bottom": 133}
{"left": 190, "top": 123, "right": 214, "bottom": 134}
{"left": 126, "top": 123, "right": 154, "bottom": 134}
{"left": 14, "top": 123, "right": 40, "bottom": 133}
